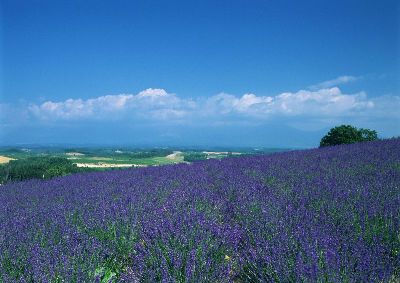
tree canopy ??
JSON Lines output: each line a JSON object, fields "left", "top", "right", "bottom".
{"left": 320, "top": 125, "right": 378, "bottom": 147}
{"left": 0, "top": 157, "right": 81, "bottom": 184}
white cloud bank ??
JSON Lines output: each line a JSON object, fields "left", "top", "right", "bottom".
{"left": 204, "top": 87, "right": 374, "bottom": 118}
{"left": 29, "top": 88, "right": 196, "bottom": 121}
{"left": 28, "top": 85, "right": 399, "bottom": 125}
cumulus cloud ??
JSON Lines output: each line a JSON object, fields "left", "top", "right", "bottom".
{"left": 309, "top": 75, "right": 359, "bottom": 90}
{"left": 26, "top": 82, "right": 399, "bottom": 128}
{"left": 29, "top": 88, "right": 194, "bottom": 121}
{"left": 137, "top": 88, "right": 168, "bottom": 98}
{"left": 204, "top": 87, "right": 374, "bottom": 118}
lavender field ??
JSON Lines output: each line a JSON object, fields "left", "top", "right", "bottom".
{"left": 0, "top": 139, "right": 399, "bottom": 282}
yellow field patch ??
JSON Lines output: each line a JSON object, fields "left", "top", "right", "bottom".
{"left": 0, "top": 156, "right": 16, "bottom": 164}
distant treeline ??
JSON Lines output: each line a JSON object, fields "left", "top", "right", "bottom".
{"left": 183, "top": 153, "right": 208, "bottom": 162}
{"left": 125, "top": 149, "right": 174, "bottom": 159}
{"left": 0, "top": 157, "right": 83, "bottom": 184}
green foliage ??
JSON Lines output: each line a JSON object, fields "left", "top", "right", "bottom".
{"left": 125, "top": 149, "right": 174, "bottom": 159}
{"left": 320, "top": 125, "right": 378, "bottom": 147}
{"left": 0, "top": 157, "right": 81, "bottom": 183}
{"left": 183, "top": 153, "right": 208, "bottom": 162}
{"left": 94, "top": 266, "right": 117, "bottom": 283}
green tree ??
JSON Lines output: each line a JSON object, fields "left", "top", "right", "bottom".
{"left": 0, "top": 157, "right": 81, "bottom": 183}
{"left": 320, "top": 125, "right": 378, "bottom": 147}
{"left": 359, "top": 128, "right": 378, "bottom": 141}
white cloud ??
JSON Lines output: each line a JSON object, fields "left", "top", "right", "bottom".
{"left": 204, "top": 87, "right": 375, "bottom": 118}
{"left": 309, "top": 75, "right": 359, "bottom": 90}
{"left": 26, "top": 83, "right": 399, "bottom": 128}
{"left": 29, "top": 88, "right": 193, "bottom": 121}
{"left": 137, "top": 88, "right": 168, "bottom": 98}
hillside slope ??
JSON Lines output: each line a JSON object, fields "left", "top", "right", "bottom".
{"left": 1, "top": 139, "right": 399, "bottom": 282}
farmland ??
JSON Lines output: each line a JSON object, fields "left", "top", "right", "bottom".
{"left": 0, "top": 139, "right": 399, "bottom": 282}
{"left": 0, "top": 147, "right": 286, "bottom": 183}
{"left": 0, "top": 147, "right": 276, "bottom": 169}
{"left": 0, "top": 147, "right": 183, "bottom": 168}
{"left": 0, "top": 147, "right": 287, "bottom": 185}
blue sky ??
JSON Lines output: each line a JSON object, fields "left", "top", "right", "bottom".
{"left": 1, "top": 0, "right": 399, "bottom": 147}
